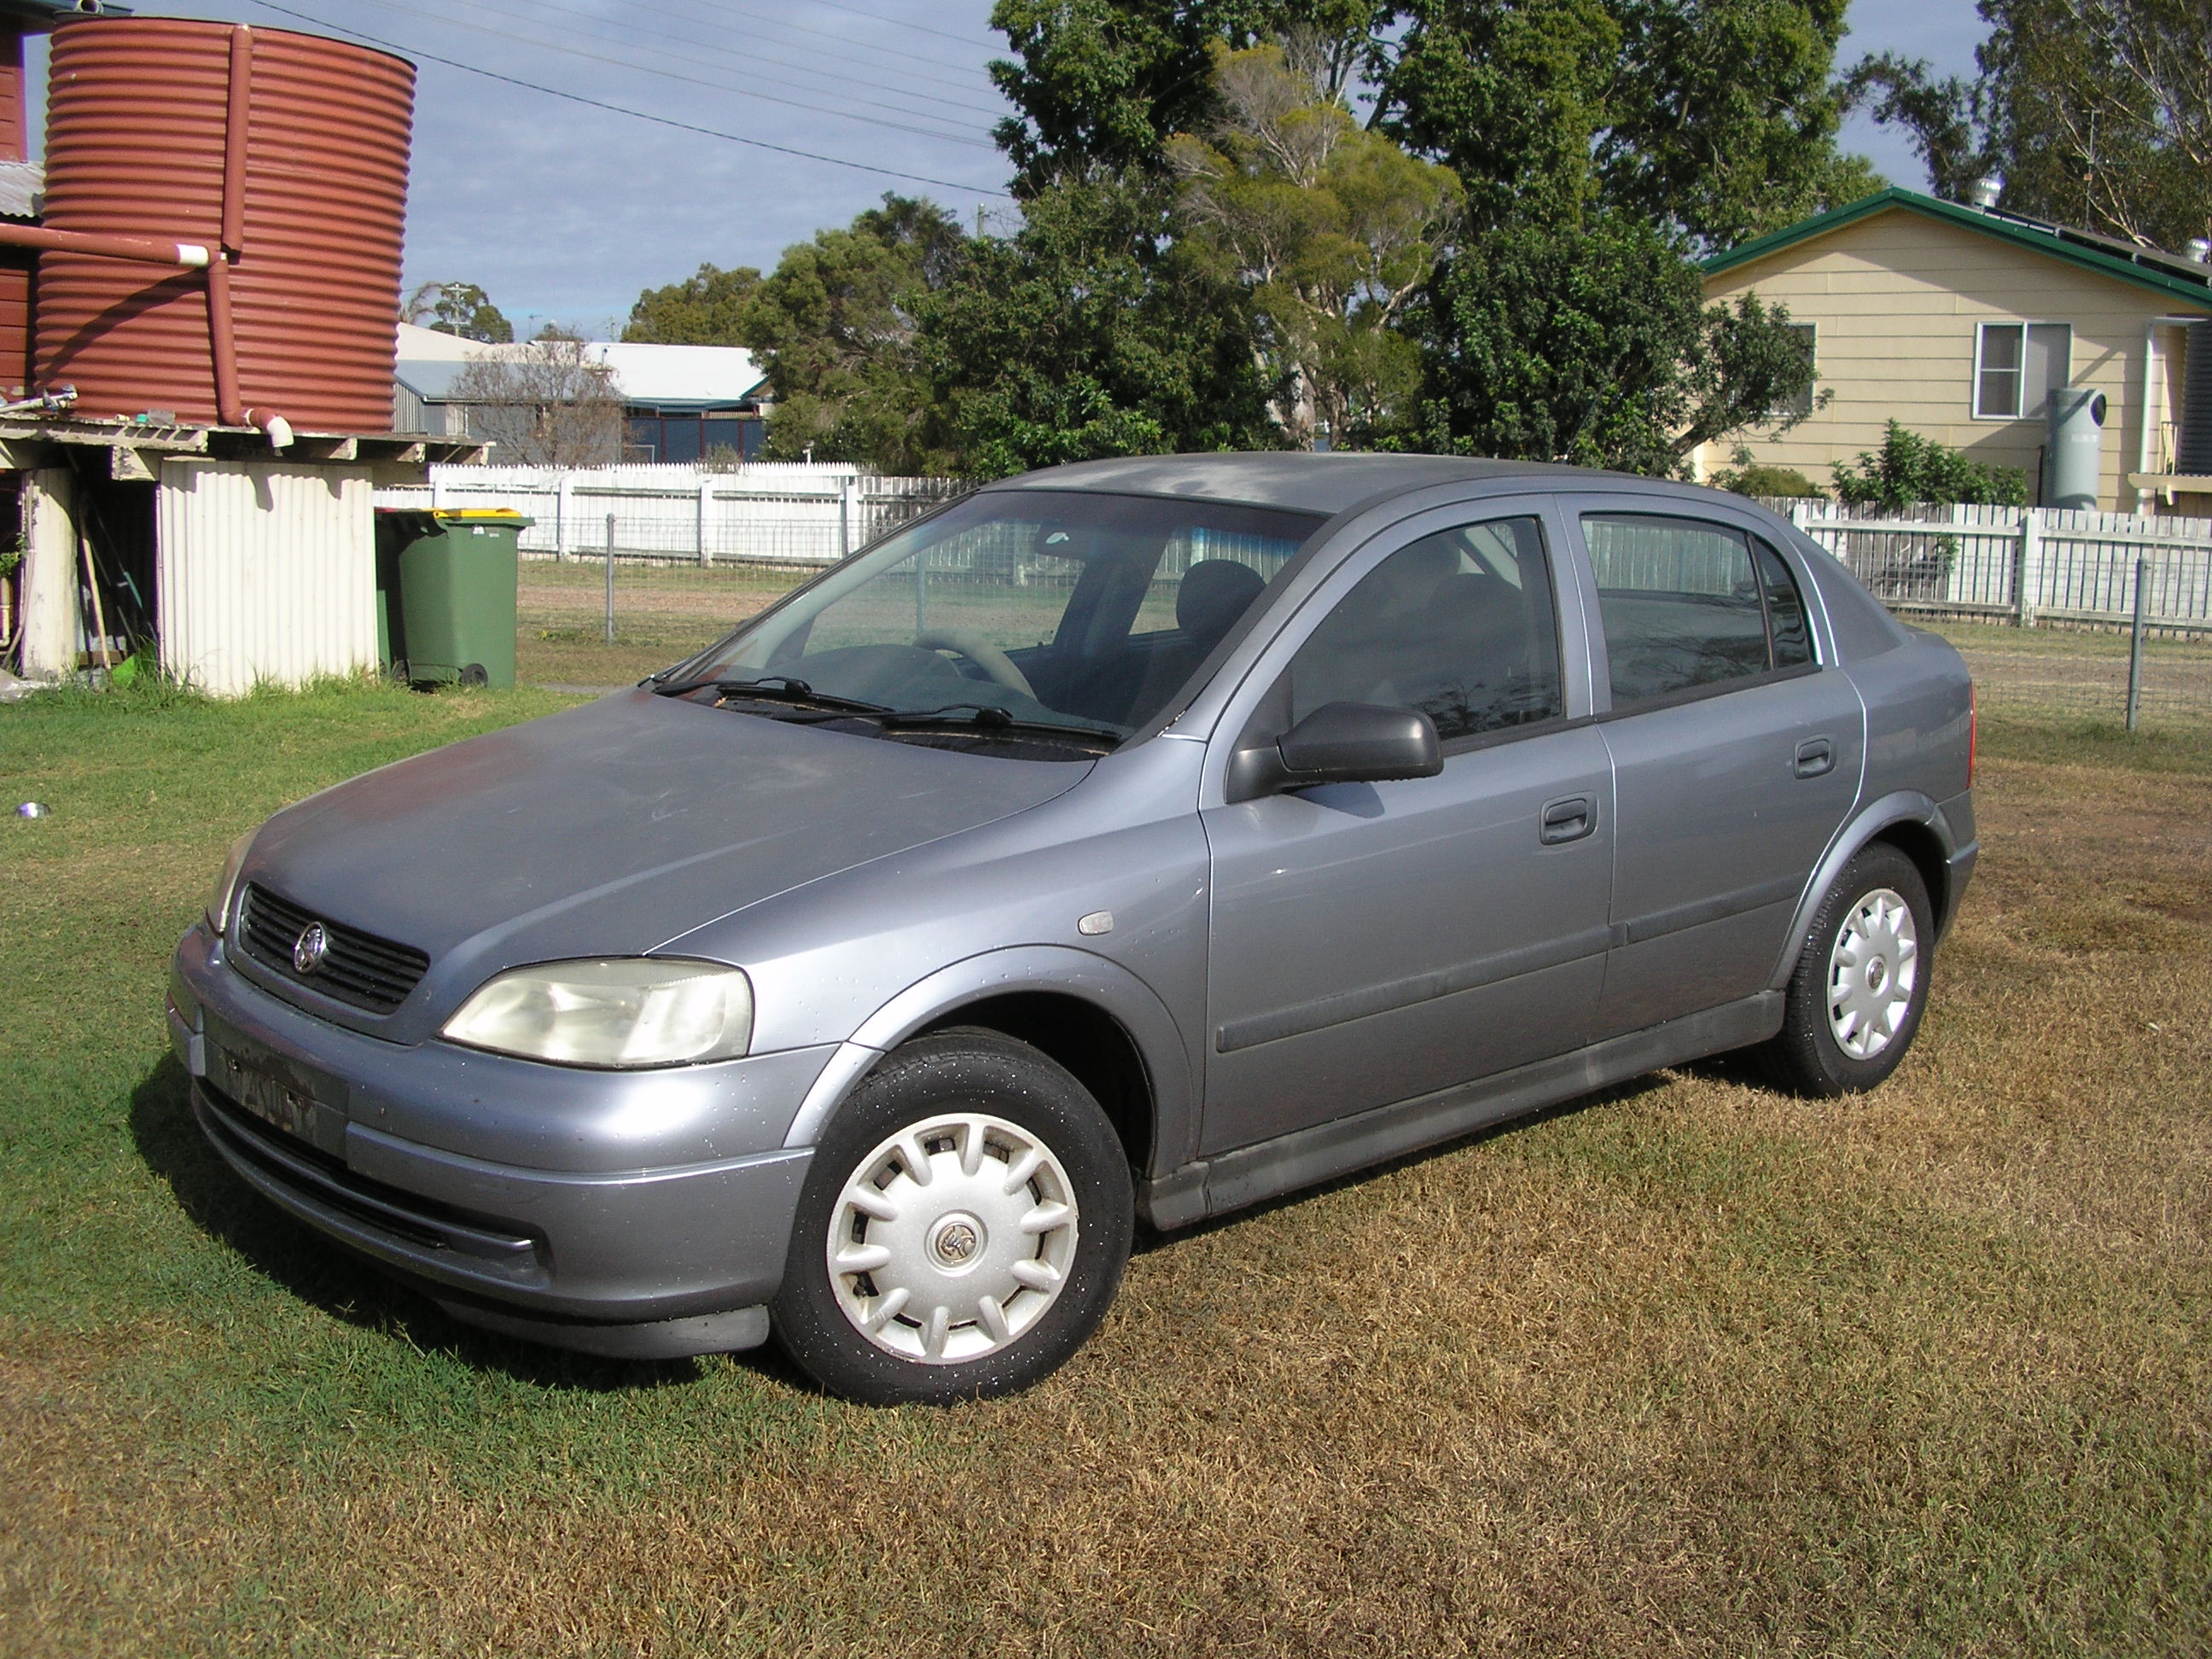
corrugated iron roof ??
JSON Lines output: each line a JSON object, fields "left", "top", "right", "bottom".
{"left": 1704, "top": 187, "right": 2212, "bottom": 313}
{"left": 0, "top": 160, "right": 41, "bottom": 221}
{"left": 394, "top": 326, "right": 767, "bottom": 406}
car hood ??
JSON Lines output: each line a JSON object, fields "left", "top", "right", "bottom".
{"left": 241, "top": 690, "right": 1091, "bottom": 1028}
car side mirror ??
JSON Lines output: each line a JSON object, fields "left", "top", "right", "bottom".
{"left": 1225, "top": 701, "right": 1443, "bottom": 802}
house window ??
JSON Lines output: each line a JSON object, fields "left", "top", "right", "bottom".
{"left": 1975, "top": 322, "right": 2071, "bottom": 420}
{"left": 1781, "top": 323, "right": 1816, "bottom": 418}
{"left": 625, "top": 412, "right": 765, "bottom": 463}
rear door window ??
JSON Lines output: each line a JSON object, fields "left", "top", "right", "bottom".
{"left": 1755, "top": 539, "right": 1814, "bottom": 669}
{"left": 1582, "top": 515, "right": 1816, "bottom": 708}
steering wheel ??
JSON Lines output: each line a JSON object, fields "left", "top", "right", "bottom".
{"left": 913, "top": 627, "right": 1036, "bottom": 700}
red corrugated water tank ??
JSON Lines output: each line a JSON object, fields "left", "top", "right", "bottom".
{"left": 35, "top": 17, "right": 413, "bottom": 432}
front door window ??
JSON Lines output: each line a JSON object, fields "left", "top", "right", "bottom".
{"left": 1286, "top": 515, "right": 1563, "bottom": 741}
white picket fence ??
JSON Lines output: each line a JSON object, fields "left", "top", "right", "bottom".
{"left": 373, "top": 463, "right": 965, "bottom": 567}
{"left": 372, "top": 469, "right": 2212, "bottom": 636}
{"left": 1758, "top": 500, "right": 2212, "bottom": 633}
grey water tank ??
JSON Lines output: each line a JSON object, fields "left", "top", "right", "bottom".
{"left": 2045, "top": 386, "right": 2105, "bottom": 509}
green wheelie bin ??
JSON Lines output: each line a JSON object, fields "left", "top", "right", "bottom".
{"left": 375, "top": 509, "right": 532, "bottom": 688}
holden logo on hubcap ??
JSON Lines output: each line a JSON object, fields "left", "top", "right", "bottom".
{"left": 931, "top": 1215, "right": 981, "bottom": 1267}
{"left": 292, "top": 923, "right": 329, "bottom": 975}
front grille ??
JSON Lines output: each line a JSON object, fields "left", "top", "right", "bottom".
{"left": 236, "top": 882, "right": 430, "bottom": 1014}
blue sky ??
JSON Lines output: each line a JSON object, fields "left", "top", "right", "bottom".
{"left": 32, "top": 0, "right": 1992, "bottom": 336}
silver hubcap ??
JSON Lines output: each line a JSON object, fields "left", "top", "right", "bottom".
{"left": 828, "top": 1113, "right": 1079, "bottom": 1365}
{"left": 1827, "top": 886, "right": 1918, "bottom": 1060}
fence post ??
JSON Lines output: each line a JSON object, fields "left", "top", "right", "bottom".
{"left": 697, "top": 478, "right": 714, "bottom": 568}
{"left": 556, "top": 474, "right": 574, "bottom": 565}
{"left": 2125, "top": 555, "right": 2149, "bottom": 731}
{"left": 2014, "top": 507, "right": 2041, "bottom": 627}
{"left": 604, "top": 512, "right": 616, "bottom": 646}
{"left": 839, "top": 471, "right": 860, "bottom": 560}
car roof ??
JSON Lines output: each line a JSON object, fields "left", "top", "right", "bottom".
{"left": 982, "top": 451, "right": 1664, "bottom": 519}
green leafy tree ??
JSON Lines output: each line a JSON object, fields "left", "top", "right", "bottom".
{"left": 917, "top": 176, "right": 1284, "bottom": 478}
{"left": 987, "top": 0, "right": 1379, "bottom": 197}
{"left": 1831, "top": 421, "right": 2029, "bottom": 509}
{"left": 622, "top": 264, "right": 763, "bottom": 345}
{"left": 1169, "top": 40, "right": 1461, "bottom": 445}
{"left": 740, "top": 195, "right": 969, "bottom": 472}
{"left": 1371, "top": 0, "right": 1618, "bottom": 232}
{"left": 403, "top": 280, "right": 513, "bottom": 344}
{"left": 1374, "top": 0, "right": 1875, "bottom": 248}
{"left": 1391, "top": 212, "right": 1819, "bottom": 472}
{"left": 1846, "top": 0, "right": 2209, "bottom": 250}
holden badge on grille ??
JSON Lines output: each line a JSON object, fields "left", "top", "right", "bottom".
{"left": 292, "top": 923, "right": 329, "bottom": 975}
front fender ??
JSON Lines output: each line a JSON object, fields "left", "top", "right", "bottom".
{"left": 780, "top": 945, "right": 1197, "bottom": 1174}
{"left": 1767, "top": 789, "right": 1976, "bottom": 991}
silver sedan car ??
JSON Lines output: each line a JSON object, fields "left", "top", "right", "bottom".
{"left": 169, "top": 454, "right": 1976, "bottom": 1404}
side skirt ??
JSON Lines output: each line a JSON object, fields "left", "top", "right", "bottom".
{"left": 1139, "top": 991, "right": 1784, "bottom": 1230}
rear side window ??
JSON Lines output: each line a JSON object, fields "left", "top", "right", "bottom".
{"left": 1583, "top": 515, "right": 1816, "bottom": 707}
{"left": 1289, "top": 515, "right": 1563, "bottom": 742}
{"left": 1755, "top": 539, "right": 1813, "bottom": 668}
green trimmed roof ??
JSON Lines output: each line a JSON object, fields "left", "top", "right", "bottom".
{"left": 1703, "top": 187, "right": 2212, "bottom": 314}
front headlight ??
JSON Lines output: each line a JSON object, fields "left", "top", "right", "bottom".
{"left": 440, "top": 959, "right": 754, "bottom": 1068}
{"left": 207, "top": 830, "right": 257, "bottom": 934}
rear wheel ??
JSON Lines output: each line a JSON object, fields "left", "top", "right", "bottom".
{"left": 771, "top": 1028, "right": 1133, "bottom": 1406}
{"left": 1761, "top": 844, "right": 1934, "bottom": 1097}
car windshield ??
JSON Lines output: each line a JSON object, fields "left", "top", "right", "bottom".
{"left": 670, "top": 489, "right": 1324, "bottom": 747}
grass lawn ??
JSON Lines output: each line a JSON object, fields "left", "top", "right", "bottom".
{"left": 3, "top": 684, "right": 2208, "bottom": 1656}
{"left": 515, "top": 559, "right": 805, "bottom": 688}
{"left": 1929, "top": 620, "right": 2212, "bottom": 731}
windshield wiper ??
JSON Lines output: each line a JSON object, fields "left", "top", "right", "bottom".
{"left": 880, "top": 704, "right": 1125, "bottom": 744}
{"left": 661, "top": 674, "right": 894, "bottom": 715}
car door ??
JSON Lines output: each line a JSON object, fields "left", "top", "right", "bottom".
{"left": 1569, "top": 504, "right": 1866, "bottom": 1039}
{"left": 1196, "top": 504, "right": 1615, "bottom": 1157}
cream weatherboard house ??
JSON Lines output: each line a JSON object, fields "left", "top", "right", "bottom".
{"left": 1697, "top": 188, "right": 2212, "bottom": 515}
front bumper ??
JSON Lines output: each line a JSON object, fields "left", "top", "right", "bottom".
{"left": 170, "top": 924, "right": 830, "bottom": 1358}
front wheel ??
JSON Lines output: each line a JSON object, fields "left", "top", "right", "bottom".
{"left": 1760, "top": 843, "right": 1935, "bottom": 1097}
{"left": 771, "top": 1028, "right": 1133, "bottom": 1406}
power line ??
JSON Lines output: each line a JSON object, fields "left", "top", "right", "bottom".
{"left": 796, "top": 0, "right": 1001, "bottom": 54}
{"left": 634, "top": 0, "right": 1004, "bottom": 90}
{"left": 458, "top": 0, "right": 1010, "bottom": 124}
{"left": 322, "top": 0, "right": 1001, "bottom": 148}
{"left": 247, "top": 0, "right": 1014, "bottom": 197}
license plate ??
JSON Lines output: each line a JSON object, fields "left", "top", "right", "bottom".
{"left": 221, "top": 1049, "right": 318, "bottom": 1142}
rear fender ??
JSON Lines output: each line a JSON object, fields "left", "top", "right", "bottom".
{"left": 1767, "top": 790, "right": 1968, "bottom": 990}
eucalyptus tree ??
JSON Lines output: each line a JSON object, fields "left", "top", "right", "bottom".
{"left": 1169, "top": 40, "right": 1462, "bottom": 445}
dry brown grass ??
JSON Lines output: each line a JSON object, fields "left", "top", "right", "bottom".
{"left": 1, "top": 698, "right": 2206, "bottom": 1657}
{"left": 515, "top": 559, "right": 803, "bottom": 687}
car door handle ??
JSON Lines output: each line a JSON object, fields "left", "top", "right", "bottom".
{"left": 1794, "top": 737, "right": 1836, "bottom": 778}
{"left": 1540, "top": 795, "right": 1596, "bottom": 844}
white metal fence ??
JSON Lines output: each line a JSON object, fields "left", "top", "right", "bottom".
{"left": 373, "top": 463, "right": 966, "bottom": 567}
{"left": 1759, "top": 500, "right": 2212, "bottom": 633}
{"left": 1755, "top": 499, "right": 2212, "bottom": 728}
{"left": 392, "top": 468, "right": 2212, "bottom": 727}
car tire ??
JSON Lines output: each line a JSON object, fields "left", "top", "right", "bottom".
{"left": 771, "top": 1027, "right": 1133, "bottom": 1406}
{"left": 1760, "top": 843, "right": 1935, "bottom": 1098}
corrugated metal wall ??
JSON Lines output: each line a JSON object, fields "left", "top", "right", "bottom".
{"left": 156, "top": 457, "right": 375, "bottom": 695}
{"left": 17, "top": 468, "right": 79, "bottom": 679}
